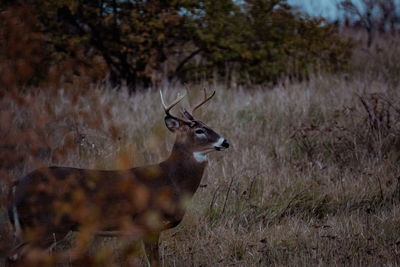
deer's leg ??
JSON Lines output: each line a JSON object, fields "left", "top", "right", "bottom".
{"left": 143, "top": 232, "right": 160, "bottom": 267}
{"left": 6, "top": 230, "right": 69, "bottom": 265}
{"left": 5, "top": 242, "right": 29, "bottom": 266}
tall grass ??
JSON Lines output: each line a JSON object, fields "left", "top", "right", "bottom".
{"left": 1, "top": 34, "right": 400, "bottom": 266}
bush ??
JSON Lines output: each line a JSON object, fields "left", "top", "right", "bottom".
{"left": 180, "top": 0, "right": 353, "bottom": 85}
{"left": 0, "top": 0, "right": 353, "bottom": 90}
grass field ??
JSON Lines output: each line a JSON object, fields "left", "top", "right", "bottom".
{"left": 1, "top": 34, "right": 400, "bottom": 266}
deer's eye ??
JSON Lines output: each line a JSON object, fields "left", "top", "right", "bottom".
{"left": 194, "top": 128, "right": 206, "bottom": 138}
{"left": 195, "top": 129, "right": 205, "bottom": 135}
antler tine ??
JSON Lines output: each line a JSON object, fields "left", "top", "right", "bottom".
{"left": 190, "top": 88, "right": 216, "bottom": 114}
{"left": 160, "top": 90, "right": 186, "bottom": 116}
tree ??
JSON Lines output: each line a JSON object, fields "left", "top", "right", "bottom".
{"left": 1, "top": 0, "right": 188, "bottom": 91}
{"left": 0, "top": 0, "right": 352, "bottom": 90}
{"left": 175, "top": 0, "right": 351, "bottom": 85}
{"left": 377, "top": 0, "right": 400, "bottom": 33}
{"left": 339, "top": 0, "right": 400, "bottom": 47}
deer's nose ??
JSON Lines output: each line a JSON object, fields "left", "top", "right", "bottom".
{"left": 222, "top": 139, "right": 230, "bottom": 148}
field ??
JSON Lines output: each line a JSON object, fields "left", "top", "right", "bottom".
{"left": 1, "top": 34, "right": 400, "bottom": 266}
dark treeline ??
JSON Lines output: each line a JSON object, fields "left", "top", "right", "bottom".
{"left": 0, "top": 0, "right": 352, "bottom": 92}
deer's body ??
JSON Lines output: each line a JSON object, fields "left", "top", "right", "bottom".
{"left": 10, "top": 149, "right": 206, "bottom": 235}
{"left": 7, "top": 89, "right": 229, "bottom": 266}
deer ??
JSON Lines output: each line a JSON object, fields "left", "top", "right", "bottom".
{"left": 6, "top": 88, "right": 229, "bottom": 266}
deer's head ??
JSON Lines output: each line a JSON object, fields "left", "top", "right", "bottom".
{"left": 160, "top": 88, "right": 229, "bottom": 162}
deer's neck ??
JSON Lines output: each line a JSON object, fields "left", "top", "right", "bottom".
{"left": 161, "top": 142, "right": 207, "bottom": 195}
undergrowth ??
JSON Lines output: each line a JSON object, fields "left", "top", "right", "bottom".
{"left": 1, "top": 34, "right": 400, "bottom": 266}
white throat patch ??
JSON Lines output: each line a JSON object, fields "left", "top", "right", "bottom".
{"left": 193, "top": 137, "right": 227, "bottom": 163}
{"left": 193, "top": 151, "right": 208, "bottom": 163}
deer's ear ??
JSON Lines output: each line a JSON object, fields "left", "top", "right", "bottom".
{"left": 165, "top": 116, "right": 181, "bottom": 132}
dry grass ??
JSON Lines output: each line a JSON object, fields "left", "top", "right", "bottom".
{"left": 159, "top": 74, "right": 400, "bottom": 266}
{"left": 1, "top": 35, "right": 400, "bottom": 266}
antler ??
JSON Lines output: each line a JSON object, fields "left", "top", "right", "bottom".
{"left": 160, "top": 88, "right": 215, "bottom": 125}
{"left": 188, "top": 88, "right": 216, "bottom": 115}
{"left": 160, "top": 90, "right": 186, "bottom": 117}
{"left": 160, "top": 90, "right": 194, "bottom": 125}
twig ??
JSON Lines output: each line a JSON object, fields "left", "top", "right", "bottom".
{"left": 221, "top": 168, "right": 247, "bottom": 215}
{"left": 276, "top": 193, "right": 301, "bottom": 221}
{"left": 272, "top": 188, "right": 308, "bottom": 223}
{"left": 209, "top": 185, "right": 221, "bottom": 210}
{"left": 358, "top": 94, "right": 376, "bottom": 129}
{"left": 378, "top": 96, "right": 400, "bottom": 116}
{"left": 221, "top": 174, "right": 235, "bottom": 215}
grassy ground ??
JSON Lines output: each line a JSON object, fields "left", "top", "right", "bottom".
{"left": 1, "top": 34, "right": 400, "bottom": 266}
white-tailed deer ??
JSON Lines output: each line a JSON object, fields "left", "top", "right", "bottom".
{"left": 7, "top": 89, "right": 229, "bottom": 266}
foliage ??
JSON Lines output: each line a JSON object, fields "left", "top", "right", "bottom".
{"left": 1, "top": 0, "right": 187, "bottom": 90}
{"left": 0, "top": 5, "right": 47, "bottom": 92}
{"left": 0, "top": 0, "right": 353, "bottom": 90}
{"left": 180, "top": 0, "right": 352, "bottom": 84}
